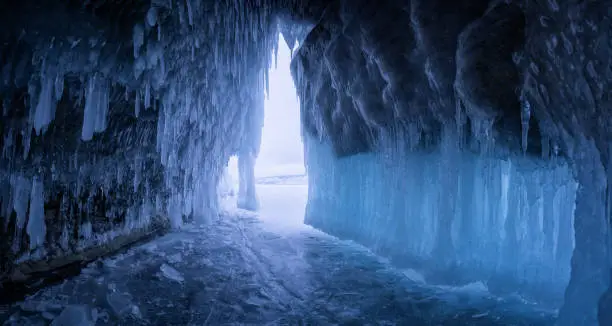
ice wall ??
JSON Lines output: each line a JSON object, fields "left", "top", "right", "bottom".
{"left": 0, "top": 0, "right": 278, "bottom": 278}
{"left": 293, "top": 0, "right": 611, "bottom": 323}
{"left": 304, "top": 130, "right": 577, "bottom": 301}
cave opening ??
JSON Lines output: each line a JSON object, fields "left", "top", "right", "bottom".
{"left": 256, "top": 32, "right": 308, "bottom": 227}
{"left": 225, "top": 32, "right": 307, "bottom": 226}
{"left": 257, "top": 33, "right": 305, "bottom": 181}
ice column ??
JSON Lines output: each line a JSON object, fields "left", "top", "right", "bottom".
{"left": 237, "top": 150, "right": 258, "bottom": 211}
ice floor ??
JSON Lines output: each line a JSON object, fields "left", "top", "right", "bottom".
{"left": 1, "top": 178, "right": 557, "bottom": 325}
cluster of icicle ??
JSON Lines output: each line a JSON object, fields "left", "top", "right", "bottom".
{"left": 304, "top": 121, "right": 578, "bottom": 301}
{"left": 0, "top": 0, "right": 279, "bottom": 258}
{"left": 153, "top": 0, "right": 278, "bottom": 226}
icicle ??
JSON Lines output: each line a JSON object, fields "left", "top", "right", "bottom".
{"left": 264, "top": 65, "right": 270, "bottom": 98}
{"left": 33, "top": 74, "right": 57, "bottom": 135}
{"left": 12, "top": 175, "right": 31, "bottom": 233}
{"left": 2, "top": 129, "right": 13, "bottom": 159}
{"left": 22, "top": 127, "right": 31, "bottom": 160}
{"left": 27, "top": 177, "right": 46, "bottom": 250}
{"left": 186, "top": 0, "right": 194, "bottom": 26}
{"left": 146, "top": 7, "right": 158, "bottom": 27}
{"left": 135, "top": 91, "right": 141, "bottom": 118}
{"left": 133, "top": 24, "right": 145, "bottom": 58}
{"left": 54, "top": 74, "right": 64, "bottom": 100}
{"left": 521, "top": 99, "right": 531, "bottom": 153}
{"left": 81, "top": 74, "right": 109, "bottom": 141}
{"left": 155, "top": 193, "right": 163, "bottom": 211}
{"left": 134, "top": 157, "right": 141, "bottom": 193}
{"left": 160, "top": 53, "right": 166, "bottom": 77}
{"left": 178, "top": 2, "right": 186, "bottom": 27}
{"left": 156, "top": 103, "right": 164, "bottom": 153}
{"left": 144, "top": 82, "right": 151, "bottom": 109}
{"left": 274, "top": 34, "right": 279, "bottom": 69}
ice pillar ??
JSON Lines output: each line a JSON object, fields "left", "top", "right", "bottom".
{"left": 237, "top": 150, "right": 258, "bottom": 211}
{"left": 236, "top": 72, "right": 264, "bottom": 212}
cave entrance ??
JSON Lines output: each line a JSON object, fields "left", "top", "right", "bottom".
{"left": 226, "top": 33, "right": 307, "bottom": 226}
{"left": 257, "top": 33, "right": 304, "bottom": 180}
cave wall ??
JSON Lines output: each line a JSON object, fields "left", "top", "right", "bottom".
{"left": 292, "top": 0, "right": 611, "bottom": 323}
{"left": 0, "top": 0, "right": 278, "bottom": 282}
{"left": 520, "top": 2, "right": 612, "bottom": 324}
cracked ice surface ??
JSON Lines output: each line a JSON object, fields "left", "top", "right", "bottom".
{"left": 3, "top": 184, "right": 556, "bottom": 325}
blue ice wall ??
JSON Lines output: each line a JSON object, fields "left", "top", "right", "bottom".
{"left": 304, "top": 131, "right": 577, "bottom": 303}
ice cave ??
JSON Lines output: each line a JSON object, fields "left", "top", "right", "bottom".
{"left": 0, "top": 0, "right": 610, "bottom": 325}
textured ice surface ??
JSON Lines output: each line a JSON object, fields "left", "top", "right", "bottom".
{"left": 304, "top": 131, "right": 577, "bottom": 303}
{"left": 2, "top": 185, "right": 555, "bottom": 325}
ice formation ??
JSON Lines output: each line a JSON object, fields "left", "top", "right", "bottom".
{"left": 237, "top": 151, "right": 259, "bottom": 211}
{"left": 0, "top": 0, "right": 278, "bottom": 268}
{"left": 27, "top": 177, "right": 46, "bottom": 250}
{"left": 81, "top": 74, "right": 110, "bottom": 141}
{"left": 291, "top": 0, "right": 610, "bottom": 324}
{"left": 304, "top": 130, "right": 577, "bottom": 299}
{"left": 0, "top": 0, "right": 609, "bottom": 324}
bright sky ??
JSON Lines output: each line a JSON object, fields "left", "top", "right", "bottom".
{"left": 255, "top": 34, "right": 304, "bottom": 177}
{"left": 229, "top": 34, "right": 305, "bottom": 179}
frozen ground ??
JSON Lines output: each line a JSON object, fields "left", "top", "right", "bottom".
{"left": 1, "top": 179, "right": 556, "bottom": 325}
